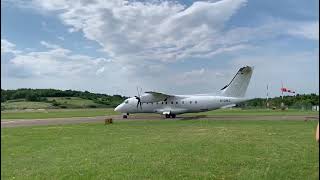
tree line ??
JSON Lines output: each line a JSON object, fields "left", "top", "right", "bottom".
{"left": 238, "top": 93, "right": 319, "bottom": 109}
{"left": 1, "top": 88, "right": 127, "bottom": 108}
{"left": 1, "top": 88, "right": 319, "bottom": 109}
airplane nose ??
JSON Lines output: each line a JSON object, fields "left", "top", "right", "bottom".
{"left": 114, "top": 104, "right": 122, "bottom": 112}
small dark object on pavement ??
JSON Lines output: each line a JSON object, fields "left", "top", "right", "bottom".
{"left": 105, "top": 118, "right": 113, "bottom": 125}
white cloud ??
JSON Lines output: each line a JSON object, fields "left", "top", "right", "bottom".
{"left": 95, "top": 66, "right": 105, "bottom": 75}
{"left": 57, "top": 36, "right": 65, "bottom": 41}
{"left": 4, "top": 41, "right": 112, "bottom": 78}
{"left": 287, "top": 21, "right": 319, "bottom": 41}
{"left": 1, "top": 39, "right": 21, "bottom": 55}
{"left": 40, "top": 41, "right": 61, "bottom": 49}
{"left": 24, "top": 0, "right": 317, "bottom": 65}
{"left": 28, "top": 0, "right": 248, "bottom": 63}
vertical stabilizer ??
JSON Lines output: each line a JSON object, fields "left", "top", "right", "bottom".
{"left": 220, "top": 66, "right": 253, "bottom": 97}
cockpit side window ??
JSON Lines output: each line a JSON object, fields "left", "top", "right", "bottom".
{"left": 124, "top": 100, "right": 129, "bottom": 104}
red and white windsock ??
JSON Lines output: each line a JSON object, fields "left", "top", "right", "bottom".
{"left": 281, "top": 87, "right": 295, "bottom": 94}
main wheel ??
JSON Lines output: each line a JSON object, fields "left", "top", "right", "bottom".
{"left": 165, "top": 114, "right": 170, "bottom": 118}
{"left": 171, "top": 114, "right": 176, "bottom": 118}
{"left": 123, "top": 115, "right": 128, "bottom": 119}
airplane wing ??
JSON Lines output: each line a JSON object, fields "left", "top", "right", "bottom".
{"left": 138, "top": 91, "right": 177, "bottom": 103}
{"left": 144, "top": 91, "right": 175, "bottom": 100}
{"left": 156, "top": 108, "right": 188, "bottom": 115}
{"left": 220, "top": 104, "right": 236, "bottom": 109}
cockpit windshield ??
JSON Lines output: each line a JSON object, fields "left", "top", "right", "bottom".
{"left": 123, "top": 100, "right": 129, "bottom": 104}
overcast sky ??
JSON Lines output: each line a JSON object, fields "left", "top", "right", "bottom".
{"left": 1, "top": 0, "right": 319, "bottom": 98}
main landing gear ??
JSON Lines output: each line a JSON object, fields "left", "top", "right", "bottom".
{"left": 122, "top": 113, "right": 129, "bottom": 119}
{"left": 165, "top": 114, "right": 176, "bottom": 118}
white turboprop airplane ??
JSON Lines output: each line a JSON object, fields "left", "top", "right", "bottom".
{"left": 115, "top": 66, "right": 253, "bottom": 118}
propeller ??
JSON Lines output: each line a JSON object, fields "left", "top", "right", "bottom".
{"left": 135, "top": 87, "right": 142, "bottom": 109}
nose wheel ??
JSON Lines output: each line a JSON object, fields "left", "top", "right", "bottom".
{"left": 165, "top": 114, "right": 176, "bottom": 118}
{"left": 122, "top": 113, "right": 129, "bottom": 119}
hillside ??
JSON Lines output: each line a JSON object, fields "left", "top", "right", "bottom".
{"left": 1, "top": 89, "right": 127, "bottom": 110}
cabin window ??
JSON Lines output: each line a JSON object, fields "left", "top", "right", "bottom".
{"left": 182, "top": 101, "right": 184, "bottom": 104}
{"left": 171, "top": 101, "right": 173, "bottom": 104}
{"left": 176, "top": 102, "right": 178, "bottom": 104}
{"left": 151, "top": 102, "right": 153, "bottom": 105}
{"left": 161, "top": 102, "right": 164, "bottom": 104}
{"left": 146, "top": 102, "right": 148, "bottom": 104}
{"left": 190, "top": 101, "right": 192, "bottom": 104}
{"left": 165, "top": 102, "right": 168, "bottom": 104}
{"left": 195, "top": 101, "right": 197, "bottom": 104}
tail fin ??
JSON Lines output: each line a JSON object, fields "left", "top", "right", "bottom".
{"left": 220, "top": 66, "right": 253, "bottom": 97}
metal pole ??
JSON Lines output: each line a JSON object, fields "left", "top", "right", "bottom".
{"left": 281, "top": 81, "right": 284, "bottom": 109}
{"left": 266, "top": 84, "right": 269, "bottom": 108}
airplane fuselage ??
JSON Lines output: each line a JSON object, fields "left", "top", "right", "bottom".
{"left": 114, "top": 66, "right": 253, "bottom": 118}
{"left": 115, "top": 95, "right": 247, "bottom": 115}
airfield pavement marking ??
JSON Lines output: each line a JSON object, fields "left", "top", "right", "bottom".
{"left": 1, "top": 114, "right": 319, "bottom": 128}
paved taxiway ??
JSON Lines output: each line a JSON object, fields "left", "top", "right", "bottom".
{"left": 1, "top": 114, "right": 318, "bottom": 128}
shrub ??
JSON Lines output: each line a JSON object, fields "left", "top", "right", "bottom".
{"left": 59, "top": 105, "right": 67, "bottom": 109}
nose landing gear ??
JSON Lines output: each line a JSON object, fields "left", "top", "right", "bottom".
{"left": 165, "top": 114, "right": 176, "bottom": 118}
{"left": 122, "top": 113, "right": 129, "bottom": 119}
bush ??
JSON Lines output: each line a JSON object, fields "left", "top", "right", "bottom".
{"left": 26, "top": 93, "right": 39, "bottom": 101}
{"left": 39, "top": 97, "right": 48, "bottom": 102}
{"left": 52, "top": 100, "right": 61, "bottom": 106}
{"left": 59, "top": 105, "right": 67, "bottom": 109}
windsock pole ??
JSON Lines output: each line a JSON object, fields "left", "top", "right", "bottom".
{"left": 281, "top": 81, "right": 284, "bottom": 109}
{"left": 266, "top": 84, "right": 269, "bottom": 108}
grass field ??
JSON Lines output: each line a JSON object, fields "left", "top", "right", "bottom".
{"left": 189, "top": 108, "right": 319, "bottom": 116}
{"left": 1, "top": 101, "right": 54, "bottom": 110}
{"left": 1, "top": 108, "right": 118, "bottom": 120}
{"left": 1, "top": 120, "right": 318, "bottom": 179}
{"left": 47, "top": 97, "right": 108, "bottom": 108}
{"left": 1, "top": 108, "right": 318, "bottom": 120}
{"left": 1, "top": 97, "right": 110, "bottom": 110}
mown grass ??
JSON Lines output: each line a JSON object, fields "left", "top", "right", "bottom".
{"left": 1, "top": 101, "right": 54, "bottom": 110}
{"left": 1, "top": 97, "right": 109, "bottom": 110}
{"left": 1, "top": 108, "right": 118, "bottom": 120}
{"left": 1, "top": 120, "right": 318, "bottom": 179}
{"left": 47, "top": 97, "right": 108, "bottom": 108}
{"left": 193, "top": 108, "right": 319, "bottom": 116}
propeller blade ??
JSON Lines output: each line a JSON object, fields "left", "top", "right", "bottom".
{"left": 134, "top": 96, "right": 141, "bottom": 109}
{"left": 136, "top": 86, "right": 141, "bottom": 97}
{"left": 135, "top": 87, "right": 143, "bottom": 110}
